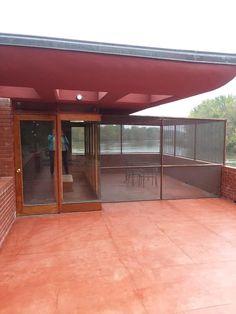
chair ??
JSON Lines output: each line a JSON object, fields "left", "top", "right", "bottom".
{"left": 125, "top": 167, "right": 144, "bottom": 186}
{"left": 142, "top": 167, "right": 159, "bottom": 186}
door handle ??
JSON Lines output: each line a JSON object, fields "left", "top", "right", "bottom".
{"left": 16, "top": 168, "right": 21, "bottom": 173}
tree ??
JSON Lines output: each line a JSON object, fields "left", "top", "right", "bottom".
{"left": 189, "top": 95, "right": 236, "bottom": 154}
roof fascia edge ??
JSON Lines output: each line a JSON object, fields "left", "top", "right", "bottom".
{"left": 0, "top": 33, "right": 236, "bottom": 65}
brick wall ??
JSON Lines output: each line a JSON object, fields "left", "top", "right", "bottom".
{"left": 221, "top": 166, "right": 236, "bottom": 201}
{"left": 0, "top": 177, "right": 16, "bottom": 246}
{"left": 0, "top": 99, "right": 14, "bottom": 176}
{"left": 0, "top": 99, "right": 16, "bottom": 246}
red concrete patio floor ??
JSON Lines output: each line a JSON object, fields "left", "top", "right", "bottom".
{"left": 1, "top": 199, "right": 236, "bottom": 313}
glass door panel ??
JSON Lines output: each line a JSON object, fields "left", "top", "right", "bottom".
{"left": 61, "top": 120, "right": 100, "bottom": 204}
{"left": 20, "top": 120, "right": 57, "bottom": 205}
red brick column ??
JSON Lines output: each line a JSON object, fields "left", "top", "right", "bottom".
{"left": 0, "top": 177, "right": 16, "bottom": 246}
{"left": 0, "top": 99, "right": 14, "bottom": 177}
{"left": 221, "top": 166, "right": 236, "bottom": 201}
{"left": 0, "top": 99, "right": 16, "bottom": 246}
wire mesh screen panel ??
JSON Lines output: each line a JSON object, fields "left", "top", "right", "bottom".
{"left": 176, "top": 124, "right": 195, "bottom": 159}
{"left": 163, "top": 120, "right": 196, "bottom": 165}
{"left": 71, "top": 127, "right": 85, "bottom": 154}
{"left": 122, "top": 125, "right": 160, "bottom": 154}
{"left": 196, "top": 121, "right": 225, "bottom": 163}
{"left": 100, "top": 116, "right": 225, "bottom": 202}
{"left": 20, "top": 120, "right": 56, "bottom": 205}
{"left": 163, "top": 125, "right": 175, "bottom": 155}
{"left": 163, "top": 119, "right": 225, "bottom": 166}
{"left": 101, "top": 166, "right": 161, "bottom": 202}
{"left": 100, "top": 124, "right": 121, "bottom": 154}
{"left": 162, "top": 165, "right": 222, "bottom": 199}
{"left": 100, "top": 123, "right": 161, "bottom": 201}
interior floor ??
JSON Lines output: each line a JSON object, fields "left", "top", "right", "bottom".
{"left": 101, "top": 172, "right": 215, "bottom": 202}
{"left": 23, "top": 163, "right": 97, "bottom": 205}
{"left": 23, "top": 165, "right": 217, "bottom": 205}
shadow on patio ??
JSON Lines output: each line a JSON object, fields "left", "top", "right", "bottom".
{"left": 1, "top": 198, "right": 236, "bottom": 313}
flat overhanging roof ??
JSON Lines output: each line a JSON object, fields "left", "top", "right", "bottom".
{"left": 0, "top": 33, "right": 236, "bottom": 114}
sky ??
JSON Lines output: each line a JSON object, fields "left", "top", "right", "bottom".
{"left": 137, "top": 77, "right": 236, "bottom": 117}
{"left": 0, "top": 0, "right": 235, "bottom": 117}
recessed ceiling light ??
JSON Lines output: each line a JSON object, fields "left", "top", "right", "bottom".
{"left": 76, "top": 94, "right": 83, "bottom": 101}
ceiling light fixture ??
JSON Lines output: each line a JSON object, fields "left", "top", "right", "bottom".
{"left": 76, "top": 94, "right": 83, "bottom": 101}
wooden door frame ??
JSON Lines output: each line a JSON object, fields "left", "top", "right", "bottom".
{"left": 58, "top": 113, "right": 102, "bottom": 213}
{"left": 14, "top": 112, "right": 102, "bottom": 215}
{"left": 14, "top": 114, "right": 58, "bottom": 215}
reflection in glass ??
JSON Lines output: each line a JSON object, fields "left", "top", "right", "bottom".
{"left": 20, "top": 120, "right": 56, "bottom": 205}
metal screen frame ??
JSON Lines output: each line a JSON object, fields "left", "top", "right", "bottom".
{"left": 100, "top": 115, "right": 226, "bottom": 201}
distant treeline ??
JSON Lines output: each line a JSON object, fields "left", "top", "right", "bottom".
{"left": 189, "top": 95, "right": 236, "bottom": 154}
{"left": 100, "top": 125, "right": 160, "bottom": 141}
